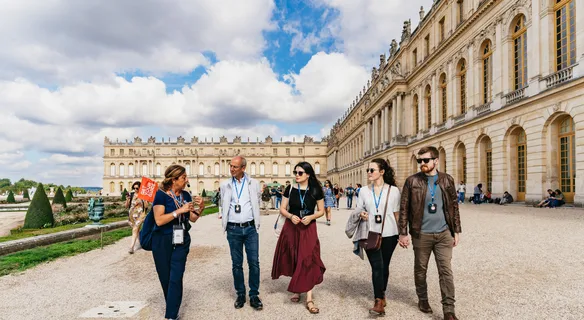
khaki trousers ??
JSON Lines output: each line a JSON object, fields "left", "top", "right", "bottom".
{"left": 412, "top": 230, "right": 455, "bottom": 314}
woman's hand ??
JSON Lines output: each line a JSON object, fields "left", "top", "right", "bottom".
{"left": 177, "top": 202, "right": 194, "bottom": 214}
{"left": 301, "top": 215, "right": 312, "bottom": 225}
{"left": 290, "top": 215, "right": 301, "bottom": 225}
{"left": 360, "top": 211, "right": 368, "bottom": 220}
{"left": 193, "top": 196, "right": 204, "bottom": 211}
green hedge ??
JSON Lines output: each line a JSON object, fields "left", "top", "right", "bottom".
{"left": 65, "top": 189, "right": 73, "bottom": 202}
{"left": 6, "top": 190, "right": 16, "bottom": 203}
{"left": 23, "top": 183, "right": 54, "bottom": 228}
{"left": 52, "top": 187, "right": 67, "bottom": 208}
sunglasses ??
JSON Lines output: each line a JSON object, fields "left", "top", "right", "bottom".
{"left": 366, "top": 168, "right": 377, "bottom": 173}
{"left": 293, "top": 170, "right": 305, "bottom": 176}
{"left": 416, "top": 158, "right": 436, "bottom": 164}
{"left": 133, "top": 187, "right": 139, "bottom": 190}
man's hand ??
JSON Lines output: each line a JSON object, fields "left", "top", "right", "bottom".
{"left": 301, "top": 215, "right": 312, "bottom": 225}
{"left": 290, "top": 215, "right": 301, "bottom": 225}
{"left": 398, "top": 235, "right": 410, "bottom": 248}
{"left": 453, "top": 233, "right": 460, "bottom": 247}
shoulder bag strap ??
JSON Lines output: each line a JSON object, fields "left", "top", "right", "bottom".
{"left": 380, "top": 185, "right": 392, "bottom": 234}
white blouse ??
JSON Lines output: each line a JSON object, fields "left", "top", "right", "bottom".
{"left": 353, "top": 184, "right": 401, "bottom": 237}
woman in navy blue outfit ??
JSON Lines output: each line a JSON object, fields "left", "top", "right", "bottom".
{"left": 151, "top": 164, "right": 205, "bottom": 320}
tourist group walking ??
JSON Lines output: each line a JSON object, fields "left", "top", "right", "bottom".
{"left": 132, "top": 145, "right": 461, "bottom": 320}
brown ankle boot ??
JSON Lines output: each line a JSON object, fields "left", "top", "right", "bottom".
{"left": 381, "top": 297, "right": 387, "bottom": 307}
{"left": 369, "top": 298, "right": 385, "bottom": 316}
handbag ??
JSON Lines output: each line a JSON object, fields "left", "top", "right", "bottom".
{"left": 359, "top": 186, "right": 392, "bottom": 251}
{"left": 139, "top": 208, "right": 155, "bottom": 251}
{"left": 274, "top": 213, "right": 286, "bottom": 237}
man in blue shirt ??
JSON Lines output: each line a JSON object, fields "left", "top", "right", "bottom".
{"left": 345, "top": 184, "right": 355, "bottom": 209}
{"left": 220, "top": 156, "right": 263, "bottom": 310}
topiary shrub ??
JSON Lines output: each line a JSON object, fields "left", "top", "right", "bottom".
{"left": 6, "top": 190, "right": 16, "bottom": 203}
{"left": 201, "top": 189, "right": 207, "bottom": 197}
{"left": 52, "top": 187, "right": 67, "bottom": 208}
{"left": 23, "top": 183, "right": 54, "bottom": 228}
{"left": 65, "top": 189, "right": 73, "bottom": 202}
{"left": 23, "top": 189, "right": 30, "bottom": 200}
{"left": 121, "top": 188, "right": 128, "bottom": 201}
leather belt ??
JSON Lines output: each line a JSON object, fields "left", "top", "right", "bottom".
{"left": 227, "top": 221, "right": 255, "bottom": 228}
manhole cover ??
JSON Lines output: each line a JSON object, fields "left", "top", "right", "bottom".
{"left": 80, "top": 301, "right": 146, "bottom": 318}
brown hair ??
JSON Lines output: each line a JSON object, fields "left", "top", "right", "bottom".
{"left": 161, "top": 164, "right": 186, "bottom": 191}
{"left": 417, "top": 146, "right": 439, "bottom": 158}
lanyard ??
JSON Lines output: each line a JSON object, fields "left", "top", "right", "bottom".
{"left": 428, "top": 175, "right": 438, "bottom": 203}
{"left": 233, "top": 176, "right": 246, "bottom": 204}
{"left": 298, "top": 184, "right": 309, "bottom": 209}
{"left": 371, "top": 184, "right": 383, "bottom": 212}
{"left": 167, "top": 191, "right": 184, "bottom": 224}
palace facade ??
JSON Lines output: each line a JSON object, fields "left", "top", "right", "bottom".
{"left": 102, "top": 136, "right": 328, "bottom": 195}
{"left": 326, "top": 0, "right": 584, "bottom": 206}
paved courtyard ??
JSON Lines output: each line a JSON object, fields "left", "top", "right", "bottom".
{"left": 0, "top": 203, "right": 583, "bottom": 319}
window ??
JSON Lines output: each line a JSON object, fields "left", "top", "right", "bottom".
{"left": 440, "top": 74, "right": 447, "bottom": 123}
{"left": 272, "top": 162, "right": 279, "bottom": 175}
{"left": 156, "top": 149, "right": 160, "bottom": 155}
{"left": 119, "top": 164, "right": 125, "bottom": 176}
{"left": 459, "top": 60, "right": 467, "bottom": 114}
{"left": 517, "top": 131, "right": 526, "bottom": 196}
{"left": 439, "top": 17, "right": 445, "bottom": 42}
{"left": 128, "top": 163, "right": 134, "bottom": 176}
{"left": 251, "top": 162, "right": 256, "bottom": 175}
{"left": 214, "top": 163, "right": 219, "bottom": 176}
{"left": 559, "top": 117, "right": 575, "bottom": 196}
{"left": 199, "top": 163, "right": 204, "bottom": 175}
{"left": 185, "top": 163, "right": 190, "bottom": 176}
{"left": 457, "top": 0, "right": 464, "bottom": 25}
{"left": 120, "top": 149, "right": 124, "bottom": 156}
{"left": 513, "top": 15, "right": 528, "bottom": 89}
{"left": 286, "top": 148, "right": 290, "bottom": 156}
{"left": 315, "top": 162, "right": 321, "bottom": 175}
{"left": 486, "top": 140, "right": 492, "bottom": 192}
{"left": 273, "top": 148, "right": 277, "bottom": 155}
{"left": 425, "top": 86, "right": 432, "bottom": 128}
{"left": 424, "top": 35, "right": 430, "bottom": 57}
{"left": 260, "top": 162, "right": 265, "bottom": 175}
{"left": 298, "top": 148, "right": 303, "bottom": 155}
{"left": 413, "top": 95, "right": 419, "bottom": 133}
{"left": 110, "top": 163, "right": 116, "bottom": 176}
{"left": 156, "top": 163, "right": 161, "bottom": 176}
{"left": 412, "top": 49, "right": 418, "bottom": 67}
{"left": 481, "top": 40, "right": 493, "bottom": 104}
{"left": 555, "top": 0, "right": 576, "bottom": 71}
{"left": 142, "top": 163, "right": 148, "bottom": 176}
{"left": 285, "top": 162, "right": 291, "bottom": 176}
{"left": 110, "top": 149, "right": 115, "bottom": 156}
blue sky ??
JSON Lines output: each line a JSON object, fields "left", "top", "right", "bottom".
{"left": 0, "top": 0, "right": 433, "bottom": 186}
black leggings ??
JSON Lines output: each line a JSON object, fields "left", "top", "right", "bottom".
{"left": 366, "top": 235, "right": 399, "bottom": 299}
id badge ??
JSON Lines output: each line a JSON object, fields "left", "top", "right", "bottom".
{"left": 172, "top": 225, "right": 184, "bottom": 245}
{"left": 300, "top": 209, "right": 309, "bottom": 218}
{"left": 235, "top": 204, "right": 241, "bottom": 214}
{"left": 374, "top": 214, "right": 382, "bottom": 224}
{"left": 428, "top": 203, "right": 437, "bottom": 214}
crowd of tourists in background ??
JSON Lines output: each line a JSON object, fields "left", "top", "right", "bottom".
{"left": 122, "top": 144, "right": 569, "bottom": 320}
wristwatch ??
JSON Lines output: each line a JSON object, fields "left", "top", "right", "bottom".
{"left": 172, "top": 211, "right": 178, "bottom": 219}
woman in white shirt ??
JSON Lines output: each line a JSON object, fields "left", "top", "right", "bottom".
{"left": 350, "top": 158, "right": 401, "bottom": 316}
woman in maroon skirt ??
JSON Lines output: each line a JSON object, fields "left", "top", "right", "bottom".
{"left": 272, "top": 161, "right": 325, "bottom": 314}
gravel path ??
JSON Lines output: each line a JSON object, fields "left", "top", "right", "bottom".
{"left": 0, "top": 204, "right": 583, "bottom": 319}
{"left": 0, "top": 211, "right": 26, "bottom": 237}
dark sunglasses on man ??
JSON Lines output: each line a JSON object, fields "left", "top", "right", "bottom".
{"left": 292, "top": 170, "right": 305, "bottom": 176}
{"left": 416, "top": 158, "right": 436, "bottom": 164}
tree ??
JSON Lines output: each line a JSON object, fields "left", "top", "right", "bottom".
{"left": 6, "top": 190, "right": 16, "bottom": 203}
{"left": 52, "top": 187, "right": 67, "bottom": 208}
{"left": 23, "top": 183, "right": 54, "bottom": 228}
{"left": 65, "top": 189, "right": 73, "bottom": 202}
{"left": 121, "top": 188, "right": 128, "bottom": 201}
{"left": 201, "top": 189, "right": 207, "bottom": 197}
{"left": 23, "top": 189, "right": 30, "bottom": 200}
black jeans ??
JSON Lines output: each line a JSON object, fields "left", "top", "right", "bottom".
{"left": 366, "top": 235, "right": 399, "bottom": 299}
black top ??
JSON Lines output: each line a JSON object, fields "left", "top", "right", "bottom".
{"left": 284, "top": 185, "right": 324, "bottom": 216}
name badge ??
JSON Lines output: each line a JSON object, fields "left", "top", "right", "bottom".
{"left": 428, "top": 203, "right": 437, "bottom": 214}
{"left": 235, "top": 204, "right": 241, "bottom": 213}
{"left": 172, "top": 225, "right": 184, "bottom": 245}
{"left": 300, "top": 209, "right": 309, "bottom": 218}
{"left": 374, "top": 214, "right": 382, "bottom": 224}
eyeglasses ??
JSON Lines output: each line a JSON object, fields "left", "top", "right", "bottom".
{"left": 230, "top": 165, "right": 242, "bottom": 169}
{"left": 416, "top": 158, "right": 436, "bottom": 164}
{"left": 366, "top": 168, "right": 377, "bottom": 173}
{"left": 133, "top": 187, "right": 139, "bottom": 191}
{"left": 293, "top": 170, "right": 305, "bottom": 176}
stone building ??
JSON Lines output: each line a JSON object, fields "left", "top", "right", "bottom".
{"left": 102, "top": 135, "right": 328, "bottom": 195}
{"left": 327, "top": 0, "right": 584, "bottom": 206}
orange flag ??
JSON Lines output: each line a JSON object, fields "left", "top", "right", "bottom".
{"left": 137, "top": 176, "right": 158, "bottom": 202}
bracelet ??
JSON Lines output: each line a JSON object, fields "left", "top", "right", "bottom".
{"left": 192, "top": 211, "right": 201, "bottom": 217}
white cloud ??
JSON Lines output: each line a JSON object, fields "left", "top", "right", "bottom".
{"left": 0, "top": 0, "right": 275, "bottom": 84}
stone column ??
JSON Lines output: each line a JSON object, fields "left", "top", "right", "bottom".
{"left": 492, "top": 20, "right": 503, "bottom": 110}
{"left": 432, "top": 73, "right": 438, "bottom": 126}
{"left": 397, "top": 93, "right": 403, "bottom": 136}
{"left": 575, "top": 0, "right": 584, "bottom": 78}
{"left": 449, "top": 60, "right": 456, "bottom": 119}
{"left": 387, "top": 104, "right": 392, "bottom": 141}
{"left": 381, "top": 108, "right": 386, "bottom": 146}
{"left": 468, "top": 42, "right": 476, "bottom": 108}
{"left": 373, "top": 115, "right": 378, "bottom": 149}
{"left": 526, "top": 1, "right": 541, "bottom": 96}
{"left": 392, "top": 96, "right": 398, "bottom": 138}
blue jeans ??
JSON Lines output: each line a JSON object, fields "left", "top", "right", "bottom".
{"left": 276, "top": 197, "right": 282, "bottom": 209}
{"left": 226, "top": 225, "right": 260, "bottom": 297}
{"left": 347, "top": 196, "right": 353, "bottom": 209}
{"left": 473, "top": 194, "right": 481, "bottom": 204}
{"left": 458, "top": 192, "right": 465, "bottom": 203}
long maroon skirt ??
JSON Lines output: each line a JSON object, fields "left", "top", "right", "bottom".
{"left": 271, "top": 219, "right": 326, "bottom": 293}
